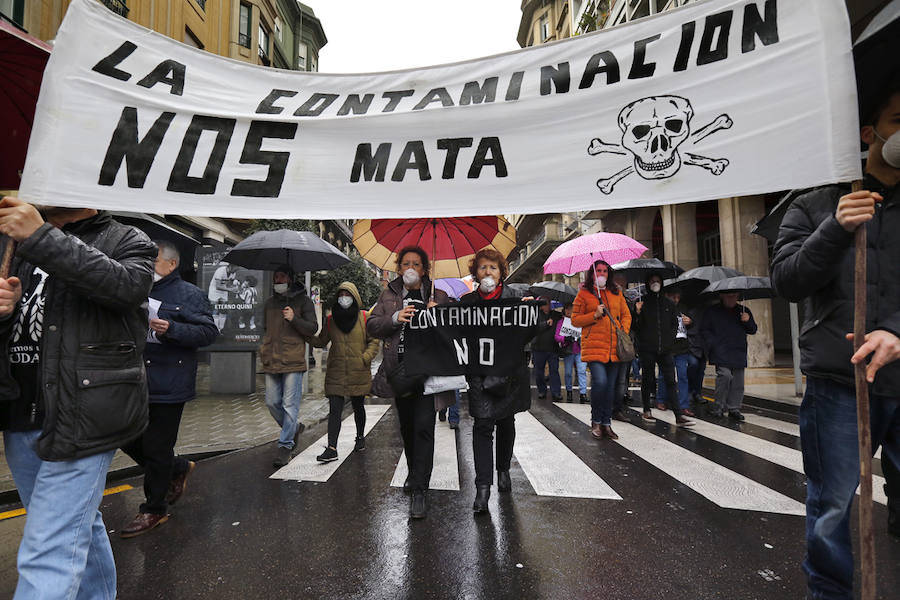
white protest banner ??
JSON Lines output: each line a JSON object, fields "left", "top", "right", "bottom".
{"left": 20, "top": 0, "right": 861, "bottom": 218}
{"left": 559, "top": 317, "right": 582, "bottom": 339}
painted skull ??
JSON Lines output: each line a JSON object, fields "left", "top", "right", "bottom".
{"left": 617, "top": 96, "right": 693, "bottom": 179}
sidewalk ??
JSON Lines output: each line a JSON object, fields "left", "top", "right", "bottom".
{"left": 0, "top": 348, "right": 334, "bottom": 499}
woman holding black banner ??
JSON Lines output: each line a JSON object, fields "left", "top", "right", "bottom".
{"left": 367, "top": 246, "right": 451, "bottom": 519}
{"left": 571, "top": 260, "right": 631, "bottom": 440}
{"left": 460, "top": 248, "right": 531, "bottom": 514}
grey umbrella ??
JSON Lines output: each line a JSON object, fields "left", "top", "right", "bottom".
{"left": 506, "top": 283, "right": 532, "bottom": 296}
{"left": 667, "top": 265, "right": 745, "bottom": 304}
{"left": 528, "top": 281, "right": 578, "bottom": 303}
{"left": 700, "top": 276, "right": 773, "bottom": 301}
{"left": 611, "top": 258, "right": 681, "bottom": 282}
{"left": 223, "top": 230, "right": 350, "bottom": 272}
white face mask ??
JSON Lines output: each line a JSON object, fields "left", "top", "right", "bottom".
{"left": 273, "top": 283, "right": 289, "bottom": 294}
{"left": 479, "top": 276, "right": 497, "bottom": 293}
{"left": 402, "top": 268, "right": 420, "bottom": 287}
{"left": 880, "top": 130, "right": 900, "bottom": 168}
{"left": 596, "top": 276, "right": 607, "bottom": 288}
{"left": 337, "top": 296, "right": 353, "bottom": 309}
{"left": 152, "top": 272, "right": 163, "bottom": 283}
{"left": 650, "top": 282, "right": 662, "bottom": 293}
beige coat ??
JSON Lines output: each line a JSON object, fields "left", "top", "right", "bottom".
{"left": 310, "top": 282, "right": 380, "bottom": 397}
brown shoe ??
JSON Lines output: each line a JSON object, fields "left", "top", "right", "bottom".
{"left": 642, "top": 411, "right": 656, "bottom": 423}
{"left": 656, "top": 403, "right": 667, "bottom": 411}
{"left": 601, "top": 425, "right": 619, "bottom": 440}
{"left": 120, "top": 512, "right": 169, "bottom": 538}
{"left": 675, "top": 416, "right": 695, "bottom": 427}
{"left": 682, "top": 408, "right": 696, "bottom": 417}
{"left": 166, "top": 460, "right": 196, "bottom": 505}
{"left": 590, "top": 423, "right": 603, "bottom": 439}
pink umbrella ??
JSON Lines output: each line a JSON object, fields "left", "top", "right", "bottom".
{"left": 543, "top": 232, "right": 647, "bottom": 275}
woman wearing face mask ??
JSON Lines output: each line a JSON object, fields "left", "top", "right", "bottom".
{"left": 571, "top": 260, "right": 630, "bottom": 440}
{"left": 367, "top": 246, "right": 451, "bottom": 519}
{"left": 459, "top": 249, "right": 531, "bottom": 513}
{"left": 310, "top": 282, "right": 380, "bottom": 462}
{"left": 633, "top": 274, "right": 694, "bottom": 426}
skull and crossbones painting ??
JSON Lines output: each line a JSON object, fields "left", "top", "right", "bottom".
{"left": 587, "top": 95, "right": 733, "bottom": 194}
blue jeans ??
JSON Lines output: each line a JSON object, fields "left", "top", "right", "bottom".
{"left": 562, "top": 352, "right": 588, "bottom": 394}
{"left": 265, "top": 371, "right": 305, "bottom": 449}
{"left": 657, "top": 353, "right": 690, "bottom": 410}
{"left": 631, "top": 358, "right": 641, "bottom": 380}
{"left": 800, "top": 376, "right": 900, "bottom": 600}
{"left": 587, "top": 361, "right": 619, "bottom": 426}
{"left": 532, "top": 351, "right": 561, "bottom": 397}
{"left": 448, "top": 389, "right": 460, "bottom": 424}
{"left": 686, "top": 352, "right": 706, "bottom": 398}
{"left": 4, "top": 430, "right": 117, "bottom": 600}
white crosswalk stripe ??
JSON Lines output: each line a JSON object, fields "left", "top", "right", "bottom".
{"left": 391, "top": 422, "right": 460, "bottom": 491}
{"left": 513, "top": 411, "right": 621, "bottom": 499}
{"left": 556, "top": 403, "right": 806, "bottom": 515}
{"left": 742, "top": 412, "right": 883, "bottom": 460}
{"left": 645, "top": 408, "right": 888, "bottom": 506}
{"left": 270, "top": 405, "right": 391, "bottom": 482}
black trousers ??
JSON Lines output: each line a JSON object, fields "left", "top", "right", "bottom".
{"left": 121, "top": 402, "right": 190, "bottom": 515}
{"left": 327, "top": 395, "right": 366, "bottom": 448}
{"left": 394, "top": 394, "right": 436, "bottom": 492}
{"left": 472, "top": 415, "right": 516, "bottom": 487}
{"left": 640, "top": 351, "right": 683, "bottom": 417}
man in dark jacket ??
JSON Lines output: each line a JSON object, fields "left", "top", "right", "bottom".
{"left": 120, "top": 240, "right": 219, "bottom": 538}
{"left": 771, "top": 87, "right": 900, "bottom": 600}
{"left": 261, "top": 264, "right": 318, "bottom": 468}
{"left": 0, "top": 197, "right": 155, "bottom": 598}
{"left": 531, "top": 299, "right": 562, "bottom": 401}
{"left": 655, "top": 290, "right": 695, "bottom": 417}
{"left": 634, "top": 273, "right": 693, "bottom": 426}
{"left": 700, "top": 292, "right": 757, "bottom": 420}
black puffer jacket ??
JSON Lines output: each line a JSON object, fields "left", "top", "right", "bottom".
{"left": 771, "top": 176, "right": 900, "bottom": 395}
{"left": 633, "top": 291, "right": 678, "bottom": 355}
{"left": 461, "top": 284, "right": 531, "bottom": 420}
{"left": 0, "top": 213, "right": 156, "bottom": 460}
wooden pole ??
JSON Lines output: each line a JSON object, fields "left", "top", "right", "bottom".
{"left": 852, "top": 179, "right": 876, "bottom": 600}
{"left": 0, "top": 238, "right": 16, "bottom": 279}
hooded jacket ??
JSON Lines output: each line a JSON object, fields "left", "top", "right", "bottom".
{"left": 0, "top": 213, "right": 156, "bottom": 460}
{"left": 571, "top": 287, "right": 631, "bottom": 363}
{"left": 145, "top": 271, "right": 219, "bottom": 403}
{"left": 259, "top": 277, "right": 318, "bottom": 374}
{"left": 310, "top": 282, "right": 380, "bottom": 397}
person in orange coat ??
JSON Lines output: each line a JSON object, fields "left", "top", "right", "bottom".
{"left": 571, "top": 260, "right": 631, "bottom": 440}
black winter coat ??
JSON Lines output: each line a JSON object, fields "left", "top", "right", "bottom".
{"left": 461, "top": 285, "right": 531, "bottom": 420}
{"left": 0, "top": 213, "right": 156, "bottom": 460}
{"left": 145, "top": 272, "right": 219, "bottom": 404}
{"left": 701, "top": 304, "right": 757, "bottom": 368}
{"left": 771, "top": 177, "right": 900, "bottom": 394}
{"left": 531, "top": 310, "right": 562, "bottom": 352}
{"left": 633, "top": 292, "right": 678, "bottom": 355}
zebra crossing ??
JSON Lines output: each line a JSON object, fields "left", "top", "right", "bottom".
{"left": 269, "top": 399, "right": 879, "bottom": 517}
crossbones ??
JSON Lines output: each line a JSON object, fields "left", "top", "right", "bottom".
{"left": 587, "top": 96, "right": 733, "bottom": 194}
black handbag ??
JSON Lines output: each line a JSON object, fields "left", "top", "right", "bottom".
{"left": 387, "top": 361, "right": 427, "bottom": 399}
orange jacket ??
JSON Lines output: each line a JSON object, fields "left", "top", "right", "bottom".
{"left": 571, "top": 288, "right": 632, "bottom": 363}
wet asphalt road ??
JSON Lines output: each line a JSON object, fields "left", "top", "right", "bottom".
{"left": 1, "top": 395, "right": 899, "bottom": 599}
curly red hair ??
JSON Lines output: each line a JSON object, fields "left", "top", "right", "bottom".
{"left": 468, "top": 248, "right": 508, "bottom": 281}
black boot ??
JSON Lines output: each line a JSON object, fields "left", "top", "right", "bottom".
{"left": 889, "top": 490, "right": 900, "bottom": 539}
{"left": 497, "top": 470, "right": 511, "bottom": 493}
{"left": 403, "top": 476, "right": 412, "bottom": 494}
{"left": 579, "top": 393, "right": 588, "bottom": 404}
{"left": 473, "top": 485, "right": 490, "bottom": 513}
{"left": 410, "top": 490, "right": 427, "bottom": 519}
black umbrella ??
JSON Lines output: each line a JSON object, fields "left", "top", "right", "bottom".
{"left": 663, "top": 277, "right": 709, "bottom": 301}
{"left": 506, "top": 283, "right": 532, "bottom": 296}
{"left": 750, "top": 190, "right": 807, "bottom": 243}
{"left": 223, "top": 229, "right": 350, "bottom": 272}
{"left": 528, "top": 281, "right": 578, "bottom": 303}
{"left": 109, "top": 211, "right": 200, "bottom": 273}
{"left": 700, "top": 276, "right": 773, "bottom": 301}
{"left": 611, "top": 258, "right": 681, "bottom": 283}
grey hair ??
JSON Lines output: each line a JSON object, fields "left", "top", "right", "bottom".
{"left": 154, "top": 239, "right": 180, "bottom": 267}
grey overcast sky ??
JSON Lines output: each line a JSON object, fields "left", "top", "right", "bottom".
{"left": 310, "top": 1, "right": 524, "bottom": 74}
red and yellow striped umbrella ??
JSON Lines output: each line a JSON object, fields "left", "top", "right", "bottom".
{"left": 352, "top": 217, "right": 517, "bottom": 279}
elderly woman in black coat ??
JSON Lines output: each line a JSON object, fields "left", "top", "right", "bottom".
{"left": 460, "top": 248, "right": 532, "bottom": 514}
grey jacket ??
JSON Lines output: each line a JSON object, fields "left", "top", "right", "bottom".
{"left": 0, "top": 213, "right": 156, "bottom": 460}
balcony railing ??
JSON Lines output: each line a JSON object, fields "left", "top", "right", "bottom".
{"left": 238, "top": 33, "right": 251, "bottom": 48}
{"left": 101, "top": 0, "right": 129, "bottom": 18}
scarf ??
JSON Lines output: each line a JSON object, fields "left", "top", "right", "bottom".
{"left": 332, "top": 301, "right": 358, "bottom": 334}
{"left": 478, "top": 283, "right": 503, "bottom": 300}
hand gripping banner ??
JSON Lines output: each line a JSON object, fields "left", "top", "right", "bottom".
{"left": 19, "top": 0, "right": 861, "bottom": 218}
